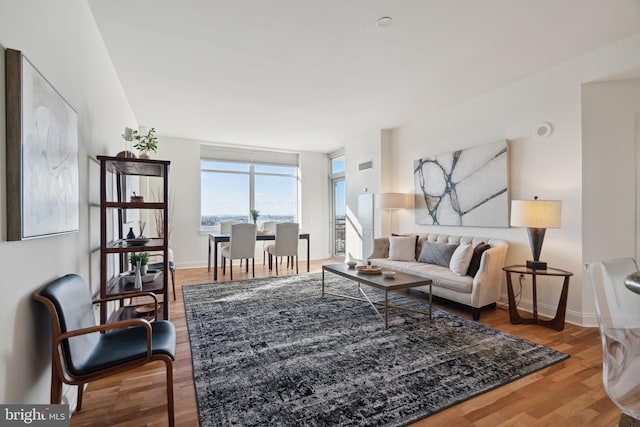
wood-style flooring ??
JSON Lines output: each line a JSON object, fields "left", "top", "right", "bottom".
{"left": 70, "top": 260, "right": 621, "bottom": 426}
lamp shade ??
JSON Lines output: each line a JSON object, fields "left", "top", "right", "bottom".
{"left": 510, "top": 199, "right": 562, "bottom": 228}
{"left": 378, "top": 193, "right": 408, "bottom": 209}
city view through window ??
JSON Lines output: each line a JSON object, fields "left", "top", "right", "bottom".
{"left": 201, "top": 160, "right": 297, "bottom": 229}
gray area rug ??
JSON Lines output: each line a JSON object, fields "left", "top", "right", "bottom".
{"left": 183, "top": 273, "right": 569, "bottom": 426}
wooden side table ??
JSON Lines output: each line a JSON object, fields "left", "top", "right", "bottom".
{"left": 503, "top": 265, "right": 573, "bottom": 331}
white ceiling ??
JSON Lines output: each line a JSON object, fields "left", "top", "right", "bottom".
{"left": 89, "top": 0, "right": 640, "bottom": 153}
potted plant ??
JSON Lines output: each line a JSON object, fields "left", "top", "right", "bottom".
{"left": 130, "top": 252, "right": 150, "bottom": 275}
{"left": 133, "top": 127, "right": 158, "bottom": 159}
{"left": 250, "top": 209, "right": 260, "bottom": 224}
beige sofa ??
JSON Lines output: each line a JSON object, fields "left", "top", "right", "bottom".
{"left": 368, "top": 233, "right": 508, "bottom": 320}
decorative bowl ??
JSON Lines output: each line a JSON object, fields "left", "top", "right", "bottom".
{"left": 126, "top": 237, "right": 150, "bottom": 246}
{"left": 357, "top": 265, "right": 382, "bottom": 275}
{"left": 347, "top": 261, "right": 357, "bottom": 268}
{"left": 382, "top": 270, "right": 396, "bottom": 279}
{"left": 123, "top": 269, "right": 161, "bottom": 284}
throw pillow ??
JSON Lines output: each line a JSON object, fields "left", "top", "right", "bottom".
{"left": 392, "top": 233, "right": 419, "bottom": 259}
{"left": 388, "top": 236, "right": 417, "bottom": 261}
{"left": 467, "top": 242, "right": 491, "bottom": 277}
{"left": 417, "top": 242, "right": 458, "bottom": 267}
{"left": 449, "top": 243, "right": 474, "bottom": 276}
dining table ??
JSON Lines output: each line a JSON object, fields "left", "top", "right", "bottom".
{"left": 208, "top": 232, "right": 310, "bottom": 280}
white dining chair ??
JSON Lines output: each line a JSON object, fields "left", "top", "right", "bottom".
{"left": 219, "top": 221, "right": 237, "bottom": 266}
{"left": 261, "top": 221, "right": 279, "bottom": 265}
{"left": 266, "top": 222, "right": 299, "bottom": 275}
{"left": 221, "top": 223, "right": 257, "bottom": 280}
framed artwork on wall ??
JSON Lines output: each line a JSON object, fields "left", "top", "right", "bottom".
{"left": 6, "top": 48, "right": 79, "bottom": 240}
{"left": 414, "top": 139, "right": 509, "bottom": 227}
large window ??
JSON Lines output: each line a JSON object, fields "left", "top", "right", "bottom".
{"left": 200, "top": 147, "right": 299, "bottom": 229}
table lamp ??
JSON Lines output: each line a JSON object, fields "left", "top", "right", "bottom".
{"left": 510, "top": 196, "right": 562, "bottom": 270}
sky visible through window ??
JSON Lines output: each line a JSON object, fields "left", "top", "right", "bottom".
{"left": 201, "top": 160, "right": 297, "bottom": 225}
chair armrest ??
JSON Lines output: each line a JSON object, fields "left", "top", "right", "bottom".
{"left": 56, "top": 318, "right": 153, "bottom": 359}
{"left": 94, "top": 291, "right": 158, "bottom": 305}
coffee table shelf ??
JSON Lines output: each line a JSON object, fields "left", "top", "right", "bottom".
{"left": 322, "top": 263, "right": 433, "bottom": 329}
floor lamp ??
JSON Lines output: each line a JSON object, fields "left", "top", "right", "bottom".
{"left": 378, "top": 193, "right": 407, "bottom": 235}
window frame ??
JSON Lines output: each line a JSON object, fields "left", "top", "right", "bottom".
{"left": 200, "top": 156, "right": 299, "bottom": 231}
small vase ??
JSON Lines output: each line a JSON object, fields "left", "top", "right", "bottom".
{"left": 139, "top": 152, "right": 150, "bottom": 159}
{"left": 134, "top": 261, "right": 143, "bottom": 290}
{"left": 127, "top": 227, "right": 136, "bottom": 239}
{"left": 140, "top": 264, "right": 148, "bottom": 275}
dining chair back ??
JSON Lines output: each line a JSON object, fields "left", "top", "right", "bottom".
{"left": 267, "top": 222, "right": 299, "bottom": 275}
{"left": 220, "top": 221, "right": 234, "bottom": 234}
{"left": 584, "top": 258, "right": 640, "bottom": 424}
{"left": 262, "top": 221, "right": 278, "bottom": 233}
{"left": 261, "top": 221, "right": 279, "bottom": 264}
{"left": 221, "top": 222, "right": 257, "bottom": 279}
{"left": 32, "top": 274, "right": 176, "bottom": 426}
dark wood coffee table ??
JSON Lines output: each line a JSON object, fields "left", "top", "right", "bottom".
{"left": 322, "top": 263, "right": 433, "bottom": 329}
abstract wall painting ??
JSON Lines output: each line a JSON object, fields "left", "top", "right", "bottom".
{"left": 6, "top": 48, "right": 79, "bottom": 240}
{"left": 414, "top": 139, "right": 509, "bottom": 227}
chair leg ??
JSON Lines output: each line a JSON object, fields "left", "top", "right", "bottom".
{"left": 296, "top": 256, "right": 299, "bottom": 274}
{"left": 51, "top": 371, "right": 63, "bottom": 405}
{"left": 222, "top": 257, "right": 226, "bottom": 275}
{"left": 171, "top": 269, "right": 176, "bottom": 301}
{"left": 77, "top": 383, "right": 84, "bottom": 411}
{"left": 245, "top": 259, "right": 249, "bottom": 273}
{"left": 230, "top": 259, "right": 233, "bottom": 280}
{"left": 252, "top": 258, "right": 255, "bottom": 278}
{"left": 275, "top": 258, "right": 279, "bottom": 275}
{"left": 163, "top": 358, "right": 175, "bottom": 427}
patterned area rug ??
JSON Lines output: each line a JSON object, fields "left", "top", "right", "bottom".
{"left": 183, "top": 273, "right": 568, "bottom": 426}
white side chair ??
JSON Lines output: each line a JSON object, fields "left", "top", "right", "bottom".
{"left": 219, "top": 221, "right": 236, "bottom": 266}
{"left": 584, "top": 258, "right": 640, "bottom": 425}
{"left": 221, "top": 223, "right": 257, "bottom": 280}
{"left": 261, "top": 221, "right": 279, "bottom": 265}
{"left": 266, "top": 222, "right": 299, "bottom": 275}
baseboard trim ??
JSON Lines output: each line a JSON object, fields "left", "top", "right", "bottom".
{"left": 497, "top": 295, "right": 598, "bottom": 328}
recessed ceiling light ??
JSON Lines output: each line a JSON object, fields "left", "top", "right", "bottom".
{"left": 376, "top": 17, "right": 393, "bottom": 28}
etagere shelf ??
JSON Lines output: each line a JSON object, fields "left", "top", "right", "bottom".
{"left": 97, "top": 155, "right": 171, "bottom": 324}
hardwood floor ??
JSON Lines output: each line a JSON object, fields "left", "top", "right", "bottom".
{"left": 70, "top": 260, "right": 620, "bottom": 426}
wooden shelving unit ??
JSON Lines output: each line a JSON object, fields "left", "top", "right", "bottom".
{"left": 97, "top": 155, "right": 171, "bottom": 324}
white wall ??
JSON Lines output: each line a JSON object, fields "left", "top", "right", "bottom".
{"left": 156, "top": 136, "right": 330, "bottom": 268}
{"left": 387, "top": 35, "right": 640, "bottom": 326}
{"left": 0, "top": 1, "right": 137, "bottom": 404}
{"left": 343, "top": 130, "right": 384, "bottom": 261}
{"left": 582, "top": 78, "right": 640, "bottom": 317}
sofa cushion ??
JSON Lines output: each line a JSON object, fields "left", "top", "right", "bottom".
{"left": 389, "top": 236, "right": 416, "bottom": 261}
{"left": 467, "top": 242, "right": 491, "bottom": 277}
{"left": 369, "top": 259, "right": 474, "bottom": 293}
{"left": 418, "top": 242, "right": 458, "bottom": 267}
{"left": 449, "top": 243, "right": 473, "bottom": 276}
{"left": 392, "top": 233, "right": 419, "bottom": 256}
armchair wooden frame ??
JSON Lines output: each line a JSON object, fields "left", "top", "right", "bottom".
{"left": 33, "top": 286, "right": 175, "bottom": 426}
